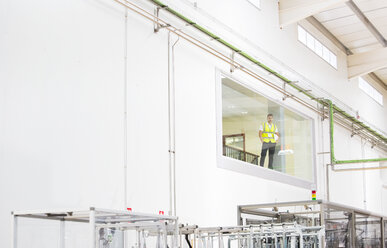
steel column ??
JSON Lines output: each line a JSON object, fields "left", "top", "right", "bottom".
{"left": 90, "top": 208, "right": 96, "bottom": 248}
{"left": 11, "top": 213, "right": 17, "bottom": 248}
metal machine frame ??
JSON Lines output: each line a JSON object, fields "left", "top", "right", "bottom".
{"left": 237, "top": 200, "right": 387, "bottom": 248}
{"left": 181, "top": 223, "right": 325, "bottom": 248}
{"left": 11, "top": 207, "right": 324, "bottom": 248}
{"left": 11, "top": 207, "right": 179, "bottom": 248}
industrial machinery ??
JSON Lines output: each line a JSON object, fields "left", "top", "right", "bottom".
{"left": 180, "top": 223, "right": 324, "bottom": 248}
{"left": 238, "top": 200, "right": 387, "bottom": 248}
{"left": 11, "top": 208, "right": 179, "bottom": 248}
{"left": 12, "top": 208, "right": 324, "bottom": 248}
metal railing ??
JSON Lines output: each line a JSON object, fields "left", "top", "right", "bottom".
{"left": 224, "top": 145, "right": 259, "bottom": 165}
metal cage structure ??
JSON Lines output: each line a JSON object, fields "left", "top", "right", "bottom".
{"left": 180, "top": 223, "right": 325, "bottom": 248}
{"left": 11, "top": 207, "right": 325, "bottom": 248}
{"left": 237, "top": 200, "right": 387, "bottom": 248}
{"left": 11, "top": 208, "right": 179, "bottom": 248}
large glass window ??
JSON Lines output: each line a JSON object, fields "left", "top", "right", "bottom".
{"left": 221, "top": 77, "right": 314, "bottom": 182}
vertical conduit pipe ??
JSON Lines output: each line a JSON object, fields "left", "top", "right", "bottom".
{"left": 123, "top": 7, "right": 128, "bottom": 210}
{"left": 168, "top": 31, "right": 172, "bottom": 217}
{"left": 320, "top": 103, "right": 329, "bottom": 201}
{"left": 361, "top": 138, "right": 367, "bottom": 209}
{"left": 328, "top": 100, "right": 335, "bottom": 166}
{"left": 172, "top": 35, "right": 179, "bottom": 217}
{"left": 123, "top": 9, "right": 129, "bottom": 248}
{"left": 89, "top": 208, "right": 96, "bottom": 248}
{"left": 168, "top": 32, "right": 179, "bottom": 216}
{"left": 328, "top": 100, "right": 387, "bottom": 167}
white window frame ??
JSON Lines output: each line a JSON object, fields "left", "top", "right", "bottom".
{"left": 247, "top": 0, "right": 261, "bottom": 10}
{"left": 215, "top": 70, "right": 317, "bottom": 189}
{"left": 297, "top": 25, "right": 337, "bottom": 69}
{"left": 359, "top": 77, "right": 383, "bottom": 106}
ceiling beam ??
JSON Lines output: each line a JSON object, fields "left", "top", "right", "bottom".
{"left": 347, "top": 47, "right": 387, "bottom": 79}
{"left": 306, "top": 17, "right": 387, "bottom": 88}
{"left": 345, "top": 0, "right": 387, "bottom": 47}
{"left": 279, "top": 0, "right": 347, "bottom": 28}
{"left": 306, "top": 16, "right": 353, "bottom": 55}
{"left": 368, "top": 72, "right": 387, "bottom": 91}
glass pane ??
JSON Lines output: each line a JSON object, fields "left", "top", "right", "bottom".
{"left": 376, "top": 93, "right": 383, "bottom": 105}
{"left": 322, "top": 46, "right": 330, "bottom": 62}
{"left": 314, "top": 40, "right": 323, "bottom": 57}
{"left": 298, "top": 25, "right": 307, "bottom": 44}
{"left": 329, "top": 51, "right": 337, "bottom": 68}
{"left": 224, "top": 135, "right": 244, "bottom": 150}
{"left": 324, "top": 208, "right": 353, "bottom": 247}
{"left": 355, "top": 214, "right": 382, "bottom": 247}
{"left": 306, "top": 33, "right": 315, "bottom": 50}
{"left": 247, "top": 0, "right": 260, "bottom": 8}
{"left": 16, "top": 218, "right": 90, "bottom": 248}
{"left": 221, "top": 77, "right": 313, "bottom": 181}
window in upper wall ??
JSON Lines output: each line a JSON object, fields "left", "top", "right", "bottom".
{"left": 298, "top": 25, "right": 337, "bottom": 69}
{"left": 359, "top": 77, "right": 383, "bottom": 106}
{"left": 220, "top": 77, "right": 314, "bottom": 183}
{"left": 247, "top": 0, "right": 261, "bottom": 9}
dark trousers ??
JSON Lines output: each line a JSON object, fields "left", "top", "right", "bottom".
{"left": 260, "top": 142, "right": 276, "bottom": 169}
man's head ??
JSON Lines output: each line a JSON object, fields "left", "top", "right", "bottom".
{"left": 267, "top": 114, "right": 273, "bottom": 123}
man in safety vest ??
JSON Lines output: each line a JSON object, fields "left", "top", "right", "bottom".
{"left": 259, "top": 113, "right": 280, "bottom": 169}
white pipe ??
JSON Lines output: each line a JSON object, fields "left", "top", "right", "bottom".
{"left": 123, "top": 7, "right": 128, "bottom": 209}
{"left": 320, "top": 104, "right": 329, "bottom": 202}
{"left": 168, "top": 32, "right": 172, "bottom": 216}
{"left": 11, "top": 213, "right": 17, "bottom": 248}
{"left": 171, "top": 35, "right": 179, "bottom": 217}
{"left": 168, "top": 31, "right": 179, "bottom": 216}
{"left": 361, "top": 138, "right": 367, "bottom": 210}
{"left": 90, "top": 209, "right": 96, "bottom": 248}
{"left": 59, "top": 220, "right": 65, "bottom": 248}
{"left": 123, "top": 9, "right": 129, "bottom": 248}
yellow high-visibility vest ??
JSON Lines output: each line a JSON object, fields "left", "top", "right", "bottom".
{"left": 262, "top": 122, "right": 277, "bottom": 143}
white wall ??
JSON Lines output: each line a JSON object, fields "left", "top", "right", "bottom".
{"left": 0, "top": 0, "right": 126, "bottom": 246}
{"left": 0, "top": 0, "right": 386, "bottom": 247}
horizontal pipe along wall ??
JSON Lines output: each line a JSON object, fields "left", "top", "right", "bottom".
{"left": 327, "top": 100, "right": 387, "bottom": 166}
{"left": 115, "top": 0, "right": 387, "bottom": 153}
{"left": 116, "top": 0, "right": 387, "bottom": 164}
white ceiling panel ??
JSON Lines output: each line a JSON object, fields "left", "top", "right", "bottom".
{"left": 346, "top": 38, "right": 380, "bottom": 49}
{"left": 336, "top": 30, "right": 377, "bottom": 43}
{"left": 364, "top": 8, "right": 387, "bottom": 18}
{"left": 375, "top": 68, "right": 387, "bottom": 79}
{"left": 350, "top": 43, "right": 381, "bottom": 53}
{"left": 366, "top": 15, "right": 387, "bottom": 37}
{"left": 311, "top": 0, "right": 387, "bottom": 87}
{"left": 330, "top": 23, "right": 369, "bottom": 36}
{"left": 354, "top": 0, "right": 387, "bottom": 12}
{"left": 314, "top": 6, "right": 354, "bottom": 23}
{"left": 317, "top": 15, "right": 359, "bottom": 29}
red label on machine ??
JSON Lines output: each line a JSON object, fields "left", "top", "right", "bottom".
{"left": 159, "top": 211, "right": 164, "bottom": 215}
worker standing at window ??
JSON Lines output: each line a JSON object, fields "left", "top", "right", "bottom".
{"left": 259, "top": 114, "right": 280, "bottom": 169}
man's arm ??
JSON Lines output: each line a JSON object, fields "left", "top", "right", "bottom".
{"left": 259, "top": 130, "right": 263, "bottom": 142}
{"left": 275, "top": 125, "right": 280, "bottom": 140}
